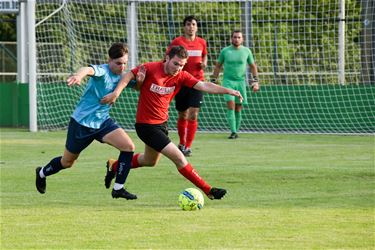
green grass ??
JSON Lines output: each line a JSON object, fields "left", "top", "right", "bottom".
{"left": 1, "top": 128, "right": 374, "bottom": 249}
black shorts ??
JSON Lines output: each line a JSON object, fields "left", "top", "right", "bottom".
{"left": 135, "top": 122, "right": 170, "bottom": 152}
{"left": 66, "top": 118, "right": 119, "bottom": 154}
{"left": 175, "top": 86, "right": 203, "bottom": 112}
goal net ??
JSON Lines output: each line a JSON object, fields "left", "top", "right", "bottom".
{"left": 34, "top": 0, "right": 374, "bottom": 134}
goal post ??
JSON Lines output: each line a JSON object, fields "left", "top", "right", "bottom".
{"left": 26, "top": 0, "right": 374, "bottom": 134}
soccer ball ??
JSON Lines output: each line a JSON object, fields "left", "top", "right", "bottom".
{"left": 178, "top": 188, "right": 204, "bottom": 211}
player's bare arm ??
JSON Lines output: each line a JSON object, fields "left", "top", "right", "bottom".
{"left": 194, "top": 81, "right": 243, "bottom": 102}
{"left": 210, "top": 62, "right": 223, "bottom": 84}
{"left": 100, "top": 71, "right": 135, "bottom": 105}
{"left": 67, "top": 66, "right": 95, "bottom": 87}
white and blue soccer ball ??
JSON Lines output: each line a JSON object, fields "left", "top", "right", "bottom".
{"left": 178, "top": 188, "right": 204, "bottom": 211}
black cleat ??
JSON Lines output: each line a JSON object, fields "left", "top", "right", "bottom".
{"left": 178, "top": 144, "right": 186, "bottom": 153}
{"left": 104, "top": 160, "right": 116, "bottom": 189}
{"left": 35, "top": 167, "right": 46, "bottom": 194}
{"left": 207, "top": 187, "right": 227, "bottom": 200}
{"left": 183, "top": 147, "right": 192, "bottom": 157}
{"left": 111, "top": 188, "right": 137, "bottom": 200}
{"left": 228, "top": 132, "right": 238, "bottom": 139}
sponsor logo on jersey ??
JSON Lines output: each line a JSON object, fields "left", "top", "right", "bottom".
{"left": 187, "top": 50, "right": 202, "bottom": 57}
{"left": 150, "top": 83, "right": 175, "bottom": 95}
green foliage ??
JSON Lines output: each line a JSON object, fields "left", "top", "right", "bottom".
{"left": 0, "top": 14, "right": 16, "bottom": 41}
{"left": 31, "top": 0, "right": 364, "bottom": 85}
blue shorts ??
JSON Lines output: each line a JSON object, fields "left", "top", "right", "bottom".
{"left": 65, "top": 118, "right": 120, "bottom": 154}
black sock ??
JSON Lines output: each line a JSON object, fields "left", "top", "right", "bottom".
{"left": 115, "top": 151, "right": 134, "bottom": 186}
{"left": 42, "top": 156, "right": 64, "bottom": 177}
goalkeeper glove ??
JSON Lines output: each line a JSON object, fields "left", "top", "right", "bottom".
{"left": 249, "top": 76, "right": 260, "bottom": 92}
{"left": 210, "top": 76, "right": 219, "bottom": 84}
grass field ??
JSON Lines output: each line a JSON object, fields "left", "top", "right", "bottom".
{"left": 1, "top": 128, "right": 374, "bottom": 249}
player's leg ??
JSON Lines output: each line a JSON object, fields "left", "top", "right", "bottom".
{"left": 160, "top": 142, "right": 226, "bottom": 200}
{"left": 226, "top": 99, "right": 237, "bottom": 139}
{"left": 175, "top": 87, "right": 190, "bottom": 152}
{"left": 35, "top": 118, "right": 90, "bottom": 194}
{"left": 234, "top": 81, "right": 248, "bottom": 134}
{"left": 184, "top": 107, "right": 199, "bottom": 156}
{"left": 102, "top": 127, "right": 137, "bottom": 199}
{"left": 35, "top": 148, "right": 79, "bottom": 194}
{"left": 177, "top": 110, "right": 188, "bottom": 152}
{"left": 184, "top": 88, "right": 203, "bottom": 156}
{"left": 235, "top": 104, "right": 243, "bottom": 132}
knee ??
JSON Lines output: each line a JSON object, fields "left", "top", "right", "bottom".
{"left": 127, "top": 142, "right": 136, "bottom": 152}
{"left": 143, "top": 158, "right": 159, "bottom": 167}
{"left": 120, "top": 142, "right": 135, "bottom": 152}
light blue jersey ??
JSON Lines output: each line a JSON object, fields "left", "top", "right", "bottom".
{"left": 71, "top": 64, "right": 120, "bottom": 129}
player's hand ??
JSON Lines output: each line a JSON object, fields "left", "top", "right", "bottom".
{"left": 249, "top": 76, "right": 260, "bottom": 92}
{"left": 231, "top": 90, "right": 243, "bottom": 103}
{"left": 200, "top": 61, "right": 207, "bottom": 70}
{"left": 136, "top": 65, "right": 146, "bottom": 83}
{"left": 67, "top": 75, "right": 82, "bottom": 87}
{"left": 100, "top": 92, "right": 118, "bottom": 105}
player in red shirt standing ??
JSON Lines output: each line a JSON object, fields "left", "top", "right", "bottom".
{"left": 167, "top": 16, "right": 207, "bottom": 157}
{"left": 101, "top": 46, "right": 242, "bottom": 200}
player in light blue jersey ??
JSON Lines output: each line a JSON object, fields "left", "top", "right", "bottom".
{"left": 35, "top": 42, "right": 139, "bottom": 200}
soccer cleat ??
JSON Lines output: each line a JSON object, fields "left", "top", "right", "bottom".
{"left": 207, "top": 187, "right": 227, "bottom": 200}
{"left": 35, "top": 167, "right": 46, "bottom": 194}
{"left": 178, "top": 144, "right": 186, "bottom": 153}
{"left": 104, "top": 160, "right": 116, "bottom": 189}
{"left": 228, "top": 132, "right": 238, "bottom": 139}
{"left": 111, "top": 188, "right": 137, "bottom": 200}
{"left": 183, "top": 147, "right": 192, "bottom": 157}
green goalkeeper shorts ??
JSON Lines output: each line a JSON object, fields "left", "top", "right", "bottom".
{"left": 223, "top": 80, "right": 248, "bottom": 105}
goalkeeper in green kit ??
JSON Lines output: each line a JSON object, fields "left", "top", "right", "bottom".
{"left": 211, "top": 30, "right": 260, "bottom": 139}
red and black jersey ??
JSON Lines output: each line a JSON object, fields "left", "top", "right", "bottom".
{"left": 131, "top": 61, "right": 199, "bottom": 124}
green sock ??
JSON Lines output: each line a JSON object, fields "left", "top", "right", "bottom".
{"left": 235, "top": 111, "right": 242, "bottom": 132}
{"left": 227, "top": 110, "right": 236, "bottom": 133}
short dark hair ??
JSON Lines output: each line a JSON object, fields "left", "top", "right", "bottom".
{"left": 167, "top": 45, "right": 189, "bottom": 59}
{"left": 183, "top": 15, "right": 198, "bottom": 26}
{"left": 231, "top": 30, "right": 243, "bottom": 37}
{"left": 108, "top": 42, "right": 128, "bottom": 59}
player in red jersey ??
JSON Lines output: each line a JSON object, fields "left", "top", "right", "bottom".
{"left": 101, "top": 46, "right": 242, "bottom": 200}
{"left": 167, "top": 16, "right": 207, "bottom": 157}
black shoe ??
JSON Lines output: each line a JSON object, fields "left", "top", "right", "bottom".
{"left": 178, "top": 144, "right": 185, "bottom": 153}
{"left": 207, "top": 187, "right": 227, "bottom": 200}
{"left": 183, "top": 147, "right": 192, "bottom": 157}
{"left": 104, "top": 160, "right": 116, "bottom": 189}
{"left": 35, "top": 167, "right": 46, "bottom": 194}
{"left": 111, "top": 188, "right": 137, "bottom": 200}
{"left": 228, "top": 132, "right": 238, "bottom": 139}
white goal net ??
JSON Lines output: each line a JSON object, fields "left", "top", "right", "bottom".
{"left": 33, "top": 0, "right": 374, "bottom": 134}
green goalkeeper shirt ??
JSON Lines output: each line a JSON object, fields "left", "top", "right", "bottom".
{"left": 217, "top": 45, "right": 254, "bottom": 82}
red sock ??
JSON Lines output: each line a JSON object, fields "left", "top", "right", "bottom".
{"left": 178, "top": 163, "right": 211, "bottom": 195}
{"left": 112, "top": 161, "right": 118, "bottom": 172}
{"left": 185, "top": 120, "right": 198, "bottom": 148}
{"left": 177, "top": 118, "right": 188, "bottom": 145}
{"left": 112, "top": 153, "right": 140, "bottom": 172}
{"left": 131, "top": 153, "right": 140, "bottom": 168}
